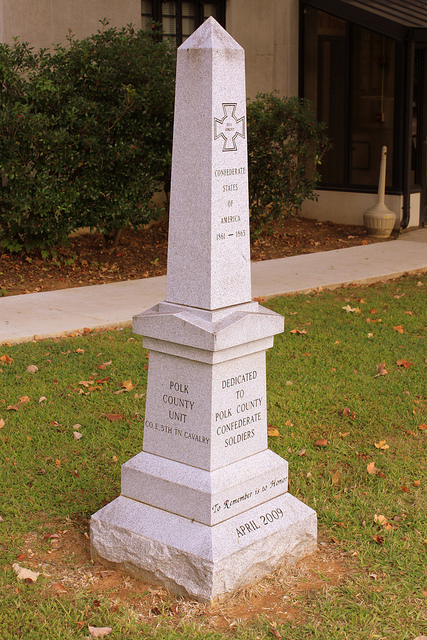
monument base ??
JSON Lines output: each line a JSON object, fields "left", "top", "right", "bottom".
{"left": 90, "top": 493, "right": 317, "bottom": 603}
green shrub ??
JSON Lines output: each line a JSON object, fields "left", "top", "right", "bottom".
{"left": 247, "top": 93, "right": 330, "bottom": 234}
{"left": 0, "top": 23, "right": 175, "bottom": 251}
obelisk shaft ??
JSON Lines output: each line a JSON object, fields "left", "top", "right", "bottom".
{"left": 166, "top": 17, "right": 251, "bottom": 311}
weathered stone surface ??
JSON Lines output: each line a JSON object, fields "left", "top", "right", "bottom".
{"left": 91, "top": 493, "right": 317, "bottom": 603}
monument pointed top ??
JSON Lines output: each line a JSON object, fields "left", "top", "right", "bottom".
{"left": 179, "top": 16, "right": 243, "bottom": 51}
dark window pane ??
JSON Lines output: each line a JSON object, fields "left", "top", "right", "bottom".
{"left": 141, "top": 0, "right": 153, "bottom": 30}
{"left": 411, "top": 49, "right": 421, "bottom": 187}
{"left": 182, "top": 2, "right": 195, "bottom": 41}
{"left": 143, "top": 1, "right": 224, "bottom": 45}
{"left": 351, "top": 26, "right": 395, "bottom": 187}
{"left": 203, "top": 3, "right": 217, "bottom": 19}
{"left": 304, "top": 8, "right": 347, "bottom": 184}
{"left": 162, "top": 1, "right": 177, "bottom": 40}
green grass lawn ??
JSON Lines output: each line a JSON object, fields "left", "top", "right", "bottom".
{"left": 0, "top": 273, "right": 426, "bottom": 639}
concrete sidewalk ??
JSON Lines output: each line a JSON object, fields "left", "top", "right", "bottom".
{"left": 1, "top": 230, "right": 426, "bottom": 345}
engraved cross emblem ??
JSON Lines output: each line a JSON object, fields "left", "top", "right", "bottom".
{"left": 214, "top": 103, "right": 245, "bottom": 152}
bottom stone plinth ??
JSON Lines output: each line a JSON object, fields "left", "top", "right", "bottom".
{"left": 90, "top": 492, "right": 317, "bottom": 603}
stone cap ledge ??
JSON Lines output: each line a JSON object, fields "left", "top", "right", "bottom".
{"left": 133, "top": 301, "right": 284, "bottom": 352}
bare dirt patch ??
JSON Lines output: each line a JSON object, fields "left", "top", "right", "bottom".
{"left": 18, "top": 517, "right": 356, "bottom": 634}
{"left": 0, "top": 216, "right": 398, "bottom": 297}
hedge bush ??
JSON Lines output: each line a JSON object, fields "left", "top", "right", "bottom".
{"left": 0, "top": 35, "right": 329, "bottom": 252}
{"left": 0, "top": 24, "right": 175, "bottom": 251}
{"left": 247, "top": 93, "right": 330, "bottom": 234}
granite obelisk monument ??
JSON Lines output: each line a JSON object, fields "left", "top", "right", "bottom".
{"left": 90, "top": 17, "right": 317, "bottom": 603}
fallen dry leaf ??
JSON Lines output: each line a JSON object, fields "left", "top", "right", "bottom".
{"left": 414, "top": 480, "right": 421, "bottom": 487}
{"left": 119, "top": 379, "right": 135, "bottom": 391}
{"left": 374, "top": 514, "right": 396, "bottom": 531}
{"left": 374, "top": 363, "right": 388, "bottom": 377}
{"left": 38, "top": 396, "right": 47, "bottom": 403}
{"left": 269, "top": 623, "right": 282, "bottom": 639}
{"left": 373, "top": 534, "right": 384, "bottom": 544}
{"left": 97, "top": 361, "right": 112, "bottom": 371}
{"left": 88, "top": 626, "right": 113, "bottom": 638}
{"left": 343, "top": 407, "right": 355, "bottom": 419}
{"left": 332, "top": 469, "right": 341, "bottom": 485}
{"left": 102, "top": 413, "right": 123, "bottom": 422}
{"left": 367, "top": 461, "right": 379, "bottom": 475}
{"left": 73, "top": 431, "right": 83, "bottom": 440}
{"left": 52, "top": 582, "right": 69, "bottom": 593}
{"left": 342, "top": 304, "right": 358, "bottom": 313}
{"left": 26, "top": 365, "right": 38, "bottom": 373}
{"left": 374, "top": 440, "right": 389, "bottom": 450}
{"left": 314, "top": 439, "right": 328, "bottom": 447}
{"left": 401, "top": 486, "right": 410, "bottom": 493}
{"left": 290, "top": 328, "right": 308, "bottom": 335}
{"left": 0, "top": 418, "right": 4, "bottom": 429}
{"left": 393, "top": 325, "right": 404, "bottom": 334}
{"left": 6, "top": 395, "right": 30, "bottom": 411}
{"left": 418, "top": 424, "right": 427, "bottom": 431}
{"left": 0, "top": 354, "right": 13, "bottom": 364}
{"left": 267, "top": 424, "right": 280, "bottom": 437}
{"left": 396, "top": 359, "right": 413, "bottom": 368}
{"left": 12, "top": 563, "right": 40, "bottom": 582}
{"left": 75, "top": 348, "right": 85, "bottom": 354}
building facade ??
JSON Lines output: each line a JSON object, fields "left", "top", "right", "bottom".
{"left": 1, "top": 0, "right": 425, "bottom": 228}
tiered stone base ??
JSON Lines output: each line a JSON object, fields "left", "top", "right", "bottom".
{"left": 90, "top": 492, "right": 317, "bottom": 603}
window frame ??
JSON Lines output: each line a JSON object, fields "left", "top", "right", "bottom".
{"left": 142, "top": 1, "right": 226, "bottom": 45}
{"left": 300, "top": 1, "right": 406, "bottom": 194}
